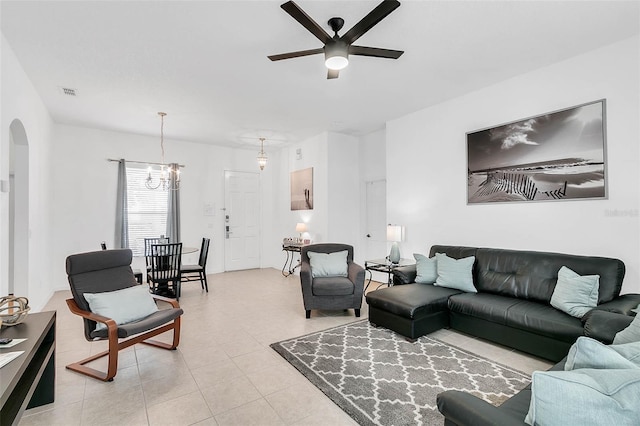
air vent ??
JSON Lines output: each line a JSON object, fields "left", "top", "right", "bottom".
{"left": 59, "top": 87, "right": 77, "bottom": 96}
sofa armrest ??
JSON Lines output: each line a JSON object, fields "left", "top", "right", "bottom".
{"left": 437, "top": 391, "right": 525, "bottom": 426}
{"left": 583, "top": 310, "right": 634, "bottom": 344}
{"left": 590, "top": 293, "right": 640, "bottom": 316}
{"left": 392, "top": 264, "right": 417, "bottom": 285}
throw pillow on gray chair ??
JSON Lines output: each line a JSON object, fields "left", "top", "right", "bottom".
{"left": 300, "top": 243, "right": 365, "bottom": 318}
{"left": 65, "top": 249, "right": 183, "bottom": 381}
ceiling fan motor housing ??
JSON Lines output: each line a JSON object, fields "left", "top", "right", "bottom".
{"left": 328, "top": 17, "right": 345, "bottom": 35}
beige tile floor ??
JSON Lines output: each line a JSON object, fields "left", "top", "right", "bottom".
{"left": 20, "top": 268, "right": 552, "bottom": 426}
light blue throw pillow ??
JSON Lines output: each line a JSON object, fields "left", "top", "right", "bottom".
{"left": 524, "top": 368, "right": 640, "bottom": 426}
{"left": 414, "top": 253, "right": 437, "bottom": 284}
{"left": 550, "top": 266, "right": 599, "bottom": 318}
{"left": 84, "top": 285, "right": 159, "bottom": 332}
{"left": 434, "top": 253, "right": 476, "bottom": 293}
{"left": 308, "top": 250, "right": 348, "bottom": 278}
{"left": 565, "top": 336, "right": 640, "bottom": 370}
{"left": 614, "top": 313, "right": 640, "bottom": 344}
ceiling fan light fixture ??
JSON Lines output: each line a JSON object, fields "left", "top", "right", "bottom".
{"left": 324, "top": 42, "right": 349, "bottom": 70}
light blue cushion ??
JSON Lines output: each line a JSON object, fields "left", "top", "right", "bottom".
{"left": 550, "top": 266, "right": 599, "bottom": 318}
{"left": 614, "top": 314, "right": 640, "bottom": 344}
{"left": 524, "top": 368, "right": 640, "bottom": 426}
{"left": 565, "top": 336, "right": 640, "bottom": 370}
{"left": 84, "top": 285, "right": 159, "bottom": 332}
{"left": 308, "top": 250, "right": 348, "bottom": 278}
{"left": 414, "top": 253, "right": 437, "bottom": 284}
{"left": 434, "top": 253, "right": 476, "bottom": 293}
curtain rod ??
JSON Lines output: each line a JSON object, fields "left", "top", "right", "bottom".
{"left": 107, "top": 158, "right": 186, "bottom": 168}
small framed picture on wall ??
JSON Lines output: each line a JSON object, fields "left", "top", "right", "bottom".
{"left": 291, "top": 167, "right": 313, "bottom": 210}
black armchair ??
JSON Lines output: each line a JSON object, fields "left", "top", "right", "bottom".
{"left": 300, "top": 243, "right": 365, "bottom": 318}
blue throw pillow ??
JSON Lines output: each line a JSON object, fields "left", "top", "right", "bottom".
{"left": 84, "top": 285, "right": 159, "bottom": 332}
{"left": 550, "top": 266, "right": 599, "bottom": 318}
{"left": 434, "top": 253, "right": 476, "bottom": 293}
{"left": 565, "top": 336, "right": 640, "bottom": 370}
{"left": 614, "top": 313, "right": 640, "bottom": 344}
{"left": 525, "top": 368, "right": 640, "bottom": 426}
{"left": 413, "top": 253, "right": 437, "bottom": 284}
{"left": 308, "top": 250, "right": 348, "bottom": 278}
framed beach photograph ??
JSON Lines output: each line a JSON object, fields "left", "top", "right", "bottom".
{"left": 291, "top": 167, "right": 313, "bottom": 210}
{"left": 467, "top": 99, "right": 607, "bottom": 204}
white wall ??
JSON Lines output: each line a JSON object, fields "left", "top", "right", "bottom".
{"left": 387, "top": 36, "right": 640, "bottom": 293}
{"left": 0, "top": 34, "right": 55, "bottom": 311}
{"left": 268, "top": 131, "right": 365, "bottom": 270}
{"left": 327, "top": 132, "right": 360, "bottom": 247}
{"left": 50, "top": 123, "right": 272, "bottom": 289}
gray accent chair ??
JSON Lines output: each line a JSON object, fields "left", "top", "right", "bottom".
{"left": 300, "top": 243, "right": 365, "bottom": 318}
{"left": 65, "top": 249, "right": 183, "bottom": 381}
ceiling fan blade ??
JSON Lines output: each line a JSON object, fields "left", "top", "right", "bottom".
{"left": 327, "top": 69, "right": 340, "bottom": 79}
{"left": 281, "top": 1, "right": 332, "bottom": 45}
{"left": 341, "top": 0, "right": 401, "bottom": 45}
{"left": 268, "top": 48, "right": 324, "bottom": 61}
{"left": 349, "top": 45, "right": 404, "bottom": 59}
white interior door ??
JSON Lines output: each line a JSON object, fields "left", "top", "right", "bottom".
{"left": 365, "top": 179, "right": 387, "bottom": 260}
{"left": 224, "top": 171, "right": 260, "bottom": 271}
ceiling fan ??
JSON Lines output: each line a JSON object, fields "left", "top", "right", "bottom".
{"left": 268, "top": 0, "right": 404, "bottom": 79}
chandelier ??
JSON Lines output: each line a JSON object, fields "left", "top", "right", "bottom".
{"left": 257, "top": 137, "right": 268, "bottom": 171}
{"left": 146, "top": 112, "right": 180, "bottom": 190}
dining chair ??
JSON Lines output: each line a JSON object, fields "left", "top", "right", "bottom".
{"left": 181, "top": 237, "right": 210, "bottom": 292}
{"left": 147, "top": 242, "right": 183, "bottom": 299}
{"left": 144, "top": 237, "right": 170, "bottom": 271}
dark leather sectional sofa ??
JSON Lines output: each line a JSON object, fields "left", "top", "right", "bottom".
{"left": 366, "top": 245, "right": 640, "bottom": 424}
{"left": 366, "top": 245, "right": 640, "bottom": 361}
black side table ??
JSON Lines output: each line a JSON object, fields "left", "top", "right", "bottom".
{"left": 365, "top": 258, "right": 415, "bottom": 291}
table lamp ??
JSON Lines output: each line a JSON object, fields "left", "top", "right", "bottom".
{"left": 387, "top": 225, "right": 403, "bottom": 264}
{"left": 296, "top": 222, "right": 307, "bottom": 242}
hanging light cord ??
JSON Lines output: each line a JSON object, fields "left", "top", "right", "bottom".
{"left": 159, "top": 112, "right": 166, "bottom": 165}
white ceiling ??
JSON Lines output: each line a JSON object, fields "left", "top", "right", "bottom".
{"left": 2, "top": 1, "right": 638, "bottom": 149}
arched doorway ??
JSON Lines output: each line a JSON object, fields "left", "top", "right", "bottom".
{"left": 9, "top": 119, "right": 29, "bottom": 296}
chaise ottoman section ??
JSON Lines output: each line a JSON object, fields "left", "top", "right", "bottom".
{"left": 366, "top": 283, "right": 463, "bottom": 340}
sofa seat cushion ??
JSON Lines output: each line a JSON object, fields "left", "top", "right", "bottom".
{"left": 366, "top": 283, "right": 462, "bottom": 319}
{"left": 449, "top": 293, "right": 584, "bottom": 342}
{"left": 312, "top": 277, "right": 354, "bottom": 296}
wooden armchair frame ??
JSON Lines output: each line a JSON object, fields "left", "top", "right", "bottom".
{"left": 65, "top": 294, "right": 181, "bottom": 382}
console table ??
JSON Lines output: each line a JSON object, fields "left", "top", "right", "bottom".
{"left": 0, "top": 311, "right": 56, "bottom": 426}
{"left": 282, "top": 244, "right": 304, "bottom": 277}
{"left": 365, "top": 258, "right": 415, "bottom": 291}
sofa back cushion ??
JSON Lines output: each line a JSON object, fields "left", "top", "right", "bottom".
{"left": 474, "top": 248, "right": 625, "bottom": 304}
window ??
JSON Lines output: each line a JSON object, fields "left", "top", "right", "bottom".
{"left": 126, "top": 165, "right": 168, "bottom": 256}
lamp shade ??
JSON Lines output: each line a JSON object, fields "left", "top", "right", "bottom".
{"left": 324, "top": 41, "right": 349, "bottom": 70}
{"left": 296, "top": 223, "right": 308, "bottom": 233}
{"left": 386, "top": 225, "right": 403, "bottom": 242}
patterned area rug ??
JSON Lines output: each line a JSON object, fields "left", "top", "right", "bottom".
{"left": 271, "top": 320, "right": 530, "bottom": 425}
